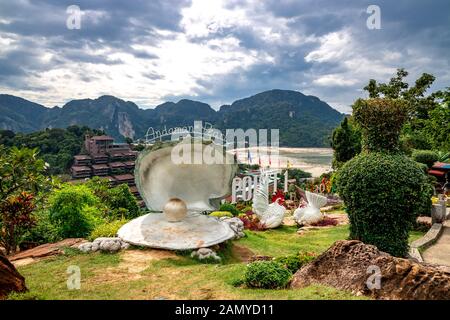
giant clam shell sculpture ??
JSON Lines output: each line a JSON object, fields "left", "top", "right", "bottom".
{"left": 117, "top": 139, "right": 238, "bottom": 250}
{"left": 136, "top": 139, "right": 236, "bottom": 212}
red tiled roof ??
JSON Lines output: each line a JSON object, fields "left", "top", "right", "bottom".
{"left": 92, "top": 153, "right": 108, "bottom": 157}
{"left": 92, "top": 164, "right": 109, "bottom": 170}
{"left": 108, "top": 162, "right": 126, "bottom": 168}
{"left": 74, "top": 155, "right": 92, "bottom": 160}
{"left": 91, "top": 135, "right": 114, "bottom": 141}
{"left": 113, "top": 174, "right": 134, "bottom": 181}
{"left": 71, "top": 166, "right": 91, "bottom": 172}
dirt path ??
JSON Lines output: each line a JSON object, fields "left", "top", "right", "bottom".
{"left": 422, "top": 220, "right": 450, "bottom": 267}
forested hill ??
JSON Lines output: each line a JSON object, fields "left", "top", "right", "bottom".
{"left": 0, "top": 90, "right": 343, "bottom": 147}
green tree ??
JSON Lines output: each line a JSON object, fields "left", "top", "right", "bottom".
{"left": 1, "top": 125, "right": 105, "bottom": 175}
{"left": 331, "top": 117, "right": 361, "bottom": 168}
{"left": 364, "top": 68, "right": 437, "bottom": 119}
{"left": 363, "top": 69, "right": 449, "bottom": 153}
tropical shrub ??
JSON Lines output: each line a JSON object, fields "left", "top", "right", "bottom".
{"left": 0, "top": 146, "right": 53, "bottom": 254}
{"left": 412, "top": 150, "right": 439, "bottom": 168}
{"left": 239, "top": 211, "right": 265, "bottom": 231}
{"left": 244, "top": 261, "right": 292, "bottom": 289}
{"left": 48, "top": 184, "right": 103, "bottom": 238}
{"left": 209, "top": 211, "right": 233, "bottom": 218}
{"left": 0, "top": 192, "right": 36, "bottom": 255}
{"left": 219, "top": 203, "right": 239, "bottom": 216}
{"left": 337, "top": 98, "right": 432, "bottom": 257}
{"left": 88, "top": 219, "right": 128, "bottom": 241}
{"left": 85, "top": 178, "right": 140, "bottom": 220}
{"left": 105, "top": 184, "right": 140, "bottom": 219}
{"left": 23, "top": 209, "right": 62, "bottom": 245}
{"left": 274, "top": 252, "right": 316, "bottom": 273}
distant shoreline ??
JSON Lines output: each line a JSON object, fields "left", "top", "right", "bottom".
{"left": 231, "top": 147, "right": 333, "bottom": 177}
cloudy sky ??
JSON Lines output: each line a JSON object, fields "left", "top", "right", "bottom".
{"left": 0, "top": 0, "right": 449, "bottom": 113}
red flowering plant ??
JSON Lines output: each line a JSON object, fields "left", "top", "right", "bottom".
{"left": 239, "top": 210, "right": 266, "bottom": 231}
{"left": 271, "top": 189, "right": 286, "bottom": 206}
{"left": 0, "top": 192, "right": 36, "bottom": 255}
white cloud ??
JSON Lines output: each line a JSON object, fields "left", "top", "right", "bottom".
{"left": 313, "top": 74, "right": 357, "bottom": 87}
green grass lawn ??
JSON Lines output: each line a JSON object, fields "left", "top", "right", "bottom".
{"left": 11, "top": 215, "right": 425, "bottom": 300}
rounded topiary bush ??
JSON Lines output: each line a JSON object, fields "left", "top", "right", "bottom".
{"left": 337, "top": 98, "right": 432, "bottom": 257}
{"left": 337, "top": 153, "right": 432, "bottom": 256}
{"left": 412, "top": 150, "right": 438, "bottom": 168}
{"left": 244, "top": 261, "right": 292, "bottom": 289}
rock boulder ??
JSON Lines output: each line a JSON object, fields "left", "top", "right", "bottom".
{"left": 291, "top": 240, "right": 450, "bottom": 300}
{"left": 0, "top": 254, "right": 27, "bottom": 299}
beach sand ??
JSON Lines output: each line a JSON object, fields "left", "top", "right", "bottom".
{"left": 231, "top": 147, "right": 333, "bottom": 177}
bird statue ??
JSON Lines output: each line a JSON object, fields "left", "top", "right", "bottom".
{"left": 252, "top": 171, "right": 286, "bottom": 229}
{"left": 293, "top": 190, "right": 328, "bottom": 225}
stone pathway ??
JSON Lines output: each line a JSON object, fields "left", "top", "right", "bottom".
{"left": 422, "top": 220, "right": 450, "bottom": 267}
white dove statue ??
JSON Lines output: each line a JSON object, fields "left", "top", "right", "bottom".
{"left": 293, "top": 191, "right": 328, "bottom": 225}
{"left": 252, "top": 172, "right": 286, "bottom": 229}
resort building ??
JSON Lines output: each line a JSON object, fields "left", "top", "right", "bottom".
{"left": 70, "top": 135, "right": 138, "bottom": 180}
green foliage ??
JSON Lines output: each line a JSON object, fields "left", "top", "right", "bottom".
{"left": 0, "top": 146, "right": 50, "bottom": 200}
{"left": 331, "top": 117, "right": 361, "bottom": 168}
{"left": 364, "top": 69, "right": 449, "bottom": 153}
{"left": 353, "top": 98, "right": 408, "bottom": 152}
{"left": 105, "top": 184, "right": 140, "bottom": 219}
{"left": 0, "top": 126, "right": 104, "bottom": 175}
{"left": 0, "top": 146, "right": 53, "bottom": 254}
{"left": 412, "top": 150, "right": 439, "bottom": 168}
{"left": 209, "top": 211, "right": 233, "bottom": 218}
{"left": 422, "top": 104, "right": 450, "bottom": 151}
{"left": 363, "top": 68, "right": 437, "bottom": 119}
{"left": 85, "top": 176, "right": 110, "bottom": 201}
{"left": 219, "top": 203, "right": 240, "bottom": 216}
{"left": 274, "top": 252, "right": 316, "bottom": 273}
{"left": 48, "top": 184, "right": 103, "bottom": 238}
{"left": 279, "top": 168, "right": 312, "bottom": 185}
{"left": 85, "top": 177, "right": 140, "bottom": 220}
{"left": 437, "top": 151, "right": 450, "bottom": 163}
{"left": 23, "top": 209, "right": 62, "bottom": 245}
{"left": 0, "top": 192, "right": 36, "bottom": 255}
{"left": 336, "top": 152, "right": 432, "bottom": 257}
{"left": 244, "top": 261, "right": 292, "bottom": 289}
{"left": 88, "top": 219, "right": 128, "bottom": 241}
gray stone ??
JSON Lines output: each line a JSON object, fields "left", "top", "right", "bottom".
{"left": 191, "top": 248, "right": 221, "bottom": 262}
{"left": 220, "top": 217, "right": 245, "bottom": 240}
{"left": 78, "top": 243, "right": 92, "bottom": 253}
{"left": 91, "top": 242, "right": 99, "bottom": 252}
{"left": 78, "top": 237, "right": 130, "bottom": 253}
